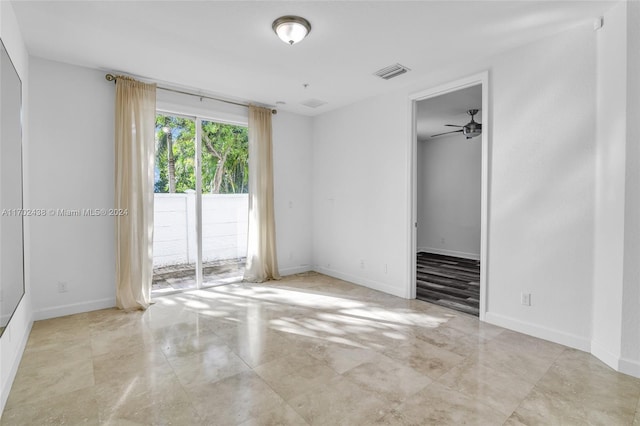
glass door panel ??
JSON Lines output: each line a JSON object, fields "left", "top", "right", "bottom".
{"left": 152, "top": 113, "right": 198, "bottom": 296}
{"left": 200, "top": 120, "right": 248, "bottom": 287}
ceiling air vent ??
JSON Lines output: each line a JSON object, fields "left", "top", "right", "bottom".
{"left": 302, "top": 99, "right": 328, "bottom": 108}
{"left": 374, "top": 63, "right": 411, "bottom": 80}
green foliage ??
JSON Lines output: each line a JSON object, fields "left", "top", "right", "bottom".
{"left": 201, "top": 120, "right": 249, "bottom": 194}
{"left": 154, "top": 114, "right": 248, "bottom": 194}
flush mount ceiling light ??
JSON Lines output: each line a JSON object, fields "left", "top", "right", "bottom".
{"left": 272, "top": 16, "right": 311, "bottom": 45}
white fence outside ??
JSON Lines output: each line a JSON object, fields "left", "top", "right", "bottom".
{"left": 153, "top": 192, "right": 248, "bottom": 267}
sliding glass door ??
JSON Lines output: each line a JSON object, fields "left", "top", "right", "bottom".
{"left": 152, "top": 113, "right": 248, "bottom": 296}
{"left": 200, "top": 120, "right": 248, "bottom": 286}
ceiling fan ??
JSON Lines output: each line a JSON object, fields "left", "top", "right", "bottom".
{"left": 431, "top": 109, "right": 482, "bottom": 139}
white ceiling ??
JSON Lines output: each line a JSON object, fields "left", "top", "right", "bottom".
{"left": 416, "top": 84, "right": 482, "bottom": 141}
{"left": 11, "top": 0, "right": 614, "bottom": 116}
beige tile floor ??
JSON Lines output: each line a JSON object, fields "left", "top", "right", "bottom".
{"left": 2, "top": 272, "right": 639, "bottom": 425}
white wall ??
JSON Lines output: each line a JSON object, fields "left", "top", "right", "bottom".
{"left": 0, "top": 0, "right": 32, "bottom": 413}
{"left": 417, "top": 135, "right": 481, "bottom": 259}
{"left": 620, "top": 0, "right": 640, "bottom": 378}
{"left": 486, "top": 24, "right": 596, "bottom": 350}
{"left": 593, "top": 0, "right": 640, "bottom": 377}
{"left": 592, "top": 0, "right": 627, "bottom": 372}
{"left": 28, "top": 57, "right": 116, "bottom": 320}
{"left": 26, "top": 58, "right": 314, "bottom": 321}
{"left": 273, "top": 111, "right": 313, "bottom": 275}
{"left": 313, "top": 92, "right": 410, "bottom": 297}
{"left": 312, "top": 24, "right": 596, "bottom": 348}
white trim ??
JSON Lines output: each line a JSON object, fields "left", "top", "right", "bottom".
{"left": 280, "top": 265, "right": 313, "bottom": 276}
{"left": 407, "top": 94, "right": 418, "bottom": 299}
{"left": 418, "top": 247, "right": 480, "bottom": 261}
{"left": 33, "top": 298, "right": 115, "bottom": 321}
{"left": 589, "top": 343, "right": 640, "bottom": 379}
{"left": 485, "top": 312, "right": 591, "bottom": 352}
{"left": 408, "top": 71, "right": 490, "bottom": 320}
{"left": 195, "top": 117, "right": 203, "bottom": 289}
{"left": 590, "top": 339, "right": 622, "bottom": 371}
{"left": 314, "top": 266, "right": 406, "bottom": 298}
{"left": 1, "top": 319, "right": 32, "bottom": 413}
{"left": 619, "top": 357, "right": 640, "bottom": 379}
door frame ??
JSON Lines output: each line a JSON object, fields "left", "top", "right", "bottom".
{"left": 154, "top": 110, "right": 248, "bottom": 292}
{"left": 407, "top": 71, "right": 490, "bottom": 320}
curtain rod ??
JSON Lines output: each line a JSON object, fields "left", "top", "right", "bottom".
{"left": 105, "top": 73, "right": 277, "bottom": 115}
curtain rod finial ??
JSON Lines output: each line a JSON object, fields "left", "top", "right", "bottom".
{"left": 105, "top": 73, "right": 116, "bottom": 83}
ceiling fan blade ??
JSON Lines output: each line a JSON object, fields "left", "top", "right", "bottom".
{"left": 431, "top": 129, "right": 463, "bottom": 138}
{"left": 444, "top": 124, "right": 464, "bottom": 127}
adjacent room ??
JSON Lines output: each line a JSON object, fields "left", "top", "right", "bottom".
{"left": 415, "top": 85, "right": 483, "bottom": 316}
{"left": 0, "top": 1, "right": 639, "bottom": 424}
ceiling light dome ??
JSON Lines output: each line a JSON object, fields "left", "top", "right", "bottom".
{"left": 272, "top": 16, "right": 311, "bottom": 45}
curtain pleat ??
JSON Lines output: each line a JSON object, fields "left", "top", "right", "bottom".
{"left": 243, "top": 105, "right": 280, "bottom": 282}
{"left": 114, "top": 77, "right": 156, "bottom": 310}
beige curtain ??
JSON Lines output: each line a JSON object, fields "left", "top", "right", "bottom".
{"left": 114, "top": 76, "right": 157, "bottom": 310}
{"left": 244, "top": 105, "right": 280, "bottom": 282}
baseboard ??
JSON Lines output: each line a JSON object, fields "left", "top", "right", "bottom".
{"left": 33, "top": 297, "right": 116, "bottom": 321}
{"left": 590, "top": 339, "right": 621, "bottom": 371}
{"left": 484, "top": 312, "right": 591, "bottom": 352}
{"left": 619, "top": 357, "right": 640, "bottom": 378}
{"left": 1, "top": 315, "right": 32, "bottom": 414}
{"left": 313, "top": 266, "right": 406, "bottom": 298}
{"left": 418, "top": 247, "right": 480, "bottom": 261}
{"left": 279, "top": 264, "right": 313, "bottom": 276}
{"left": 589, "top": 340, "right": 640, "bottom": 378}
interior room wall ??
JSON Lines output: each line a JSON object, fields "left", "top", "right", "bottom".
{"left": 417, "top": 134, "right": 481, "bottom": 259}
{"left": 312, "top": 23, "right": 596, "bottom": 350}
{"left": 621, "top": 0, "right": 640, "bottom": 378}
{"left": 272, "top": 111, "right": 313, "bottom": 275}
{"left": 312, "top": 91, "right": 410, "bottom": 298}
{"left": 485, "top": 23, "right": 595, "bottom": 350}
{"left": 593, "top": 0, "right": 640, "bottom": 377}
{"left": 28, "top": 57, "right": 116, "bottom": 320}
{"left": 592, "top": 0, "right": 627, "bottom": 373}
{"left": 27, "top": 57, "right": 314, "bottom": 321}
{"left": 0, "top": 0, "right": 32, "bottom": 412}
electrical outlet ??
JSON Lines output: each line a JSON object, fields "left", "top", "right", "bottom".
{"left": 521, "top": 293, "right": 531, "bottom": 306}
{"left": 58, "top": 281, "right": 69, "bottom": 293}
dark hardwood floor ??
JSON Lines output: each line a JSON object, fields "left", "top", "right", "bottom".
{"left": 416, "top": 252, "right": 480, "bottom": 316}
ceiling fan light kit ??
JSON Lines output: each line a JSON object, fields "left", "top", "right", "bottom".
{"left": 431, "top": 109, "right": 482, "bottom": 139}
{"left": 272, "top": 15, "right": 311, "bottom": 45}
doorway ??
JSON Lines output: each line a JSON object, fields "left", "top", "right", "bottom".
{"left": 409, "top": 73, "right": 489, "bottom": 319}
{"left": 152, "top": 112, "right": 249, "bottom": 296}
